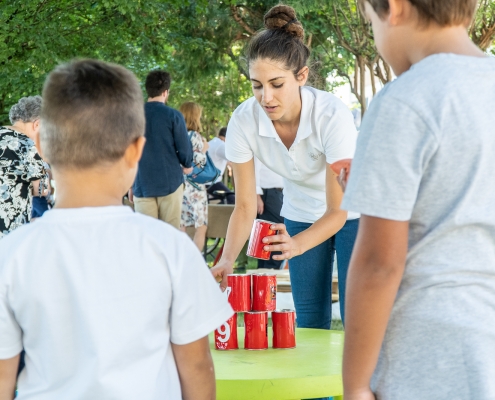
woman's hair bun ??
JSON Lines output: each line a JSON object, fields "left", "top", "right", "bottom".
{"left": 263, "top": 5, "right": 304, "bottom": 40}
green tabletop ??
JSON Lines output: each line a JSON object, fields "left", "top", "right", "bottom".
{"left": 210, "top": 327, "right": 344, "bottom": 400}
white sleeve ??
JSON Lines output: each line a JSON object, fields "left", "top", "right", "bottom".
{"left": 254, "top": 157, "right": 263, "bottom": 195}
{"left": 0, "top": 266, "right": 23, "bottom": 359}
{"left": 168, "top": 234, "right": 233, "bottom": 345}
{"left": 342, "top": 95, "right": 439, "bottom": 221}
{"left": 225, "top": 115, "right": 254, "bottom": 164}
{"left": 321, "top": 108, "right": 358, "bottom": 164}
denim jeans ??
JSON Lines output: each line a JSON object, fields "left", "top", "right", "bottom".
{"left": 285, "top": 218, "right": 359, "bottom": 327}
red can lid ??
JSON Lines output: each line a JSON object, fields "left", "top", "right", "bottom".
{"left": 273, "top": 309, "right": 295, "bottom": 313}
{"left": 255, "top": 219, "right": 277, "bottom": 225}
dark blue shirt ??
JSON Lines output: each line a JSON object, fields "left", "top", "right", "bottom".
{"left": 132, "top": 102, "right": 193, "bottom": 197}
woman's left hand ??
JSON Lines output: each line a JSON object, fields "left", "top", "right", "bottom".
{"left": 262, "top": 223, "right": 302, "bottom": 260}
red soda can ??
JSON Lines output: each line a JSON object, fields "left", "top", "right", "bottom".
{"left": 246, "top": 219, "right": 277, "bottom": 260}
{"left": 215, "top": 314, "right": 238, "bottom": 350}
{"left": 244, "top": 311, "right": 268, "bottom": 350}
{"left": 227, "top": 274, "right": 251, "bottom": 312}
{"left": 252, "top": 274, "right": 277, "bottom": 311}
{"left": 272, "top": 309, "right": 296, "bottom": 349}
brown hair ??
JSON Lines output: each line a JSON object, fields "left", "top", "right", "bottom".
{"left": 362, "top": 0, "right": 478, "bottom": 26}
{"left": 245, "top": 5, "right": 310, "bottom": 78}
{"left": 145, "top": 70, "right": 171, "bottom": 98}
{"left": 40, "top": 59, "right": 144, "bottom": 168}
{"left": 180, "top": 102, "right": 203, "bottom": 132}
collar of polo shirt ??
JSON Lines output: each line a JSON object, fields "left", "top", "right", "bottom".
{"left": 257, "top": 87, "right": 314, "bottom": 148}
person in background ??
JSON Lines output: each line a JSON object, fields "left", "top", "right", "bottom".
{"left": 0, "top": 59, "right": 232, "bottom": 400}
{"left": 341, "top": 0, "right": 495, "bottom": 399}
{"left": 0, "top": 96, "right": 47, "bottom": 238}
{"left": 179, "top": 102, "right": 209, "bottom": 251}
{"left": 131, "top": 70, "right": 193, "bottom": 229}
{"left": 207, "top": 127, "right": 235, "bottom": 204}
{"left": 255, "top": 157, "right": 284, "bottom": 269}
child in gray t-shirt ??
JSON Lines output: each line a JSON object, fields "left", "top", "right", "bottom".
{"left": 340, "top": 1, "right": 495, "bottom": 400}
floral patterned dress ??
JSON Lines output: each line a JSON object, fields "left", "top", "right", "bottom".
{"left": 0, "top": 127, "right": 47, "bottom": 239}
{"left": 181, "top": 131, "right": 208, "bottom": 228}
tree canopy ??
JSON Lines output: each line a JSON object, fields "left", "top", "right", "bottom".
{"left": 1, "top": 0, "right": 494, "bottom": 133}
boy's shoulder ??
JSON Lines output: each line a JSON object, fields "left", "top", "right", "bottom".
{"left": 380, "top": 54, "right": 495, "bottom": 104}
{"left": 0, "top": 207, "right": 189, "bottom": 269}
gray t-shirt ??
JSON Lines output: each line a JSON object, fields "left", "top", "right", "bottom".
{"left": 342, "top": 54, "right": 495, "bottom": 400}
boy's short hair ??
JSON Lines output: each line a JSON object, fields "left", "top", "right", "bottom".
{"left": 40, "top": 59, "right": 145, "bottom": 168}
{"left": 218, "top": 127, "right": 227, "bottom": 138}
{"left": 362, "top": 0, "right": 478, "bottom": 26}
{"left": 145, "top": 70, "right": 171, "bottom": 98}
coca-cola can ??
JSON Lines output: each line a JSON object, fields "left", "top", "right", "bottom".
{"left": 227, "top": 274, "right": 251, "bottom": 312}
{"left": 215, "top": 314, "right": 238, "bottom": 350}
{"left": 252, "top": 274, "right": 277, "bottom": 312}
{"left": 246, "top": 219, "right": 277, "bottom": 260}
{"left": 272, "top": 309, "right": 296, "bottom": 349}
{"left": 244, "top": 311, "right": 268, "bottom": 350}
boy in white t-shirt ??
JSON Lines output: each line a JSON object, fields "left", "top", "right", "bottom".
{"left": 340, "top": 1, "right": 495, "bottom": 399}
{"left": 0, "top": 59, "right": 233, "bottom": 400}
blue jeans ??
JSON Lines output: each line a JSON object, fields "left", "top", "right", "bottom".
{"left": 285, "top": 218, "right": 359, "bottom": 328}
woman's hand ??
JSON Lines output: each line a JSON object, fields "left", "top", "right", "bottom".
{"left": 210, "top": 259, "right": 234, "bottom": 291}
{"left": 262, "top": 223, "right": 302, "bottom": 260}
{"left": 344, "top": 388, "right": 376, "bottom": 400}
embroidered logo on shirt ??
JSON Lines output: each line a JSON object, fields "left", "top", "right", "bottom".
{"left": 309, "top": 151, "right": 324, "bottom": 161}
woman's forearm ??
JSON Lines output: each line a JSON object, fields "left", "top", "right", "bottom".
{"left": 220, "top": 204, "right": 257, "bottom": 264}
{"left": 293, "top": 209, "right": 347, "bottom": 256}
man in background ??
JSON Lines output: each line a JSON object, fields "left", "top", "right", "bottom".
{"left": 131, "top": 70, "right": 193, "bottom": 228}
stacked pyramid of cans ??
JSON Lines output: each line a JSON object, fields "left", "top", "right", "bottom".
{"left": 215, "top": 273, "right": 296, "bottom": 350}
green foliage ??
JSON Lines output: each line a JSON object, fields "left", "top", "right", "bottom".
{"left": 2, "top": 0, "right": 495, "bottom": 127}
{"left": 0, "top": 0, "right": 207, "bottom": 123}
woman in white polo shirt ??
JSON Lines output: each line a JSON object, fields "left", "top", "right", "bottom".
{"left": 211, "top": 5, "right": 358, "bottom": 328}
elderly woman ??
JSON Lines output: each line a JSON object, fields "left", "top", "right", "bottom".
{"left": 0, "top": 96, "right": 47, "bottom": 239}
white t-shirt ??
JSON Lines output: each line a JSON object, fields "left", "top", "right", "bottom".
{"left": 254, "top": 157, "right": 284, "bottom": 195}
{"left": 0, "top": 206, "right": 233, "bottom": 400}
{"left": 208, "top": 137, "right": 227, "bottom": 183}
{"left": 342, "top": 54, "right": 495, "bottom": 399}
{"left": 226, "top": 86, "right": 358, "bottom": 223}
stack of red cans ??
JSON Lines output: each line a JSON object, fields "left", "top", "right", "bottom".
{"left": 215, "top": 273, "right": 296, "bottom": 351}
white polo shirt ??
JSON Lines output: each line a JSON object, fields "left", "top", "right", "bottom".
{"left": 226, "top": 86, "right": 358, "bottom": 223}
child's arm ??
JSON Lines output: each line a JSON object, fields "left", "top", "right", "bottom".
{"left": 0, "top": 355, "right": 19, "bottom": 400}
{"left": 172, "top": 336, "right": 215, "bottom": 400}
{"left": 343, "top": 215, "right": 409, "bottom": 400}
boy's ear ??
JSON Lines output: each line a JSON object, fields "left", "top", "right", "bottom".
{"left": 124, "top": 136, "right": 146, "bottom": 167}
{"left": 387, "top": 0, "right": 408, "bottom": 25}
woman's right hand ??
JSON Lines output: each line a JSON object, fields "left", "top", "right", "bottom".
{"left": 210, "top": 259, "right": 234, "bottom": 291}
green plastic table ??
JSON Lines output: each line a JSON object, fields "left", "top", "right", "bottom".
{"left": 210, "top": 327, "right": 344, "bottom": 400}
